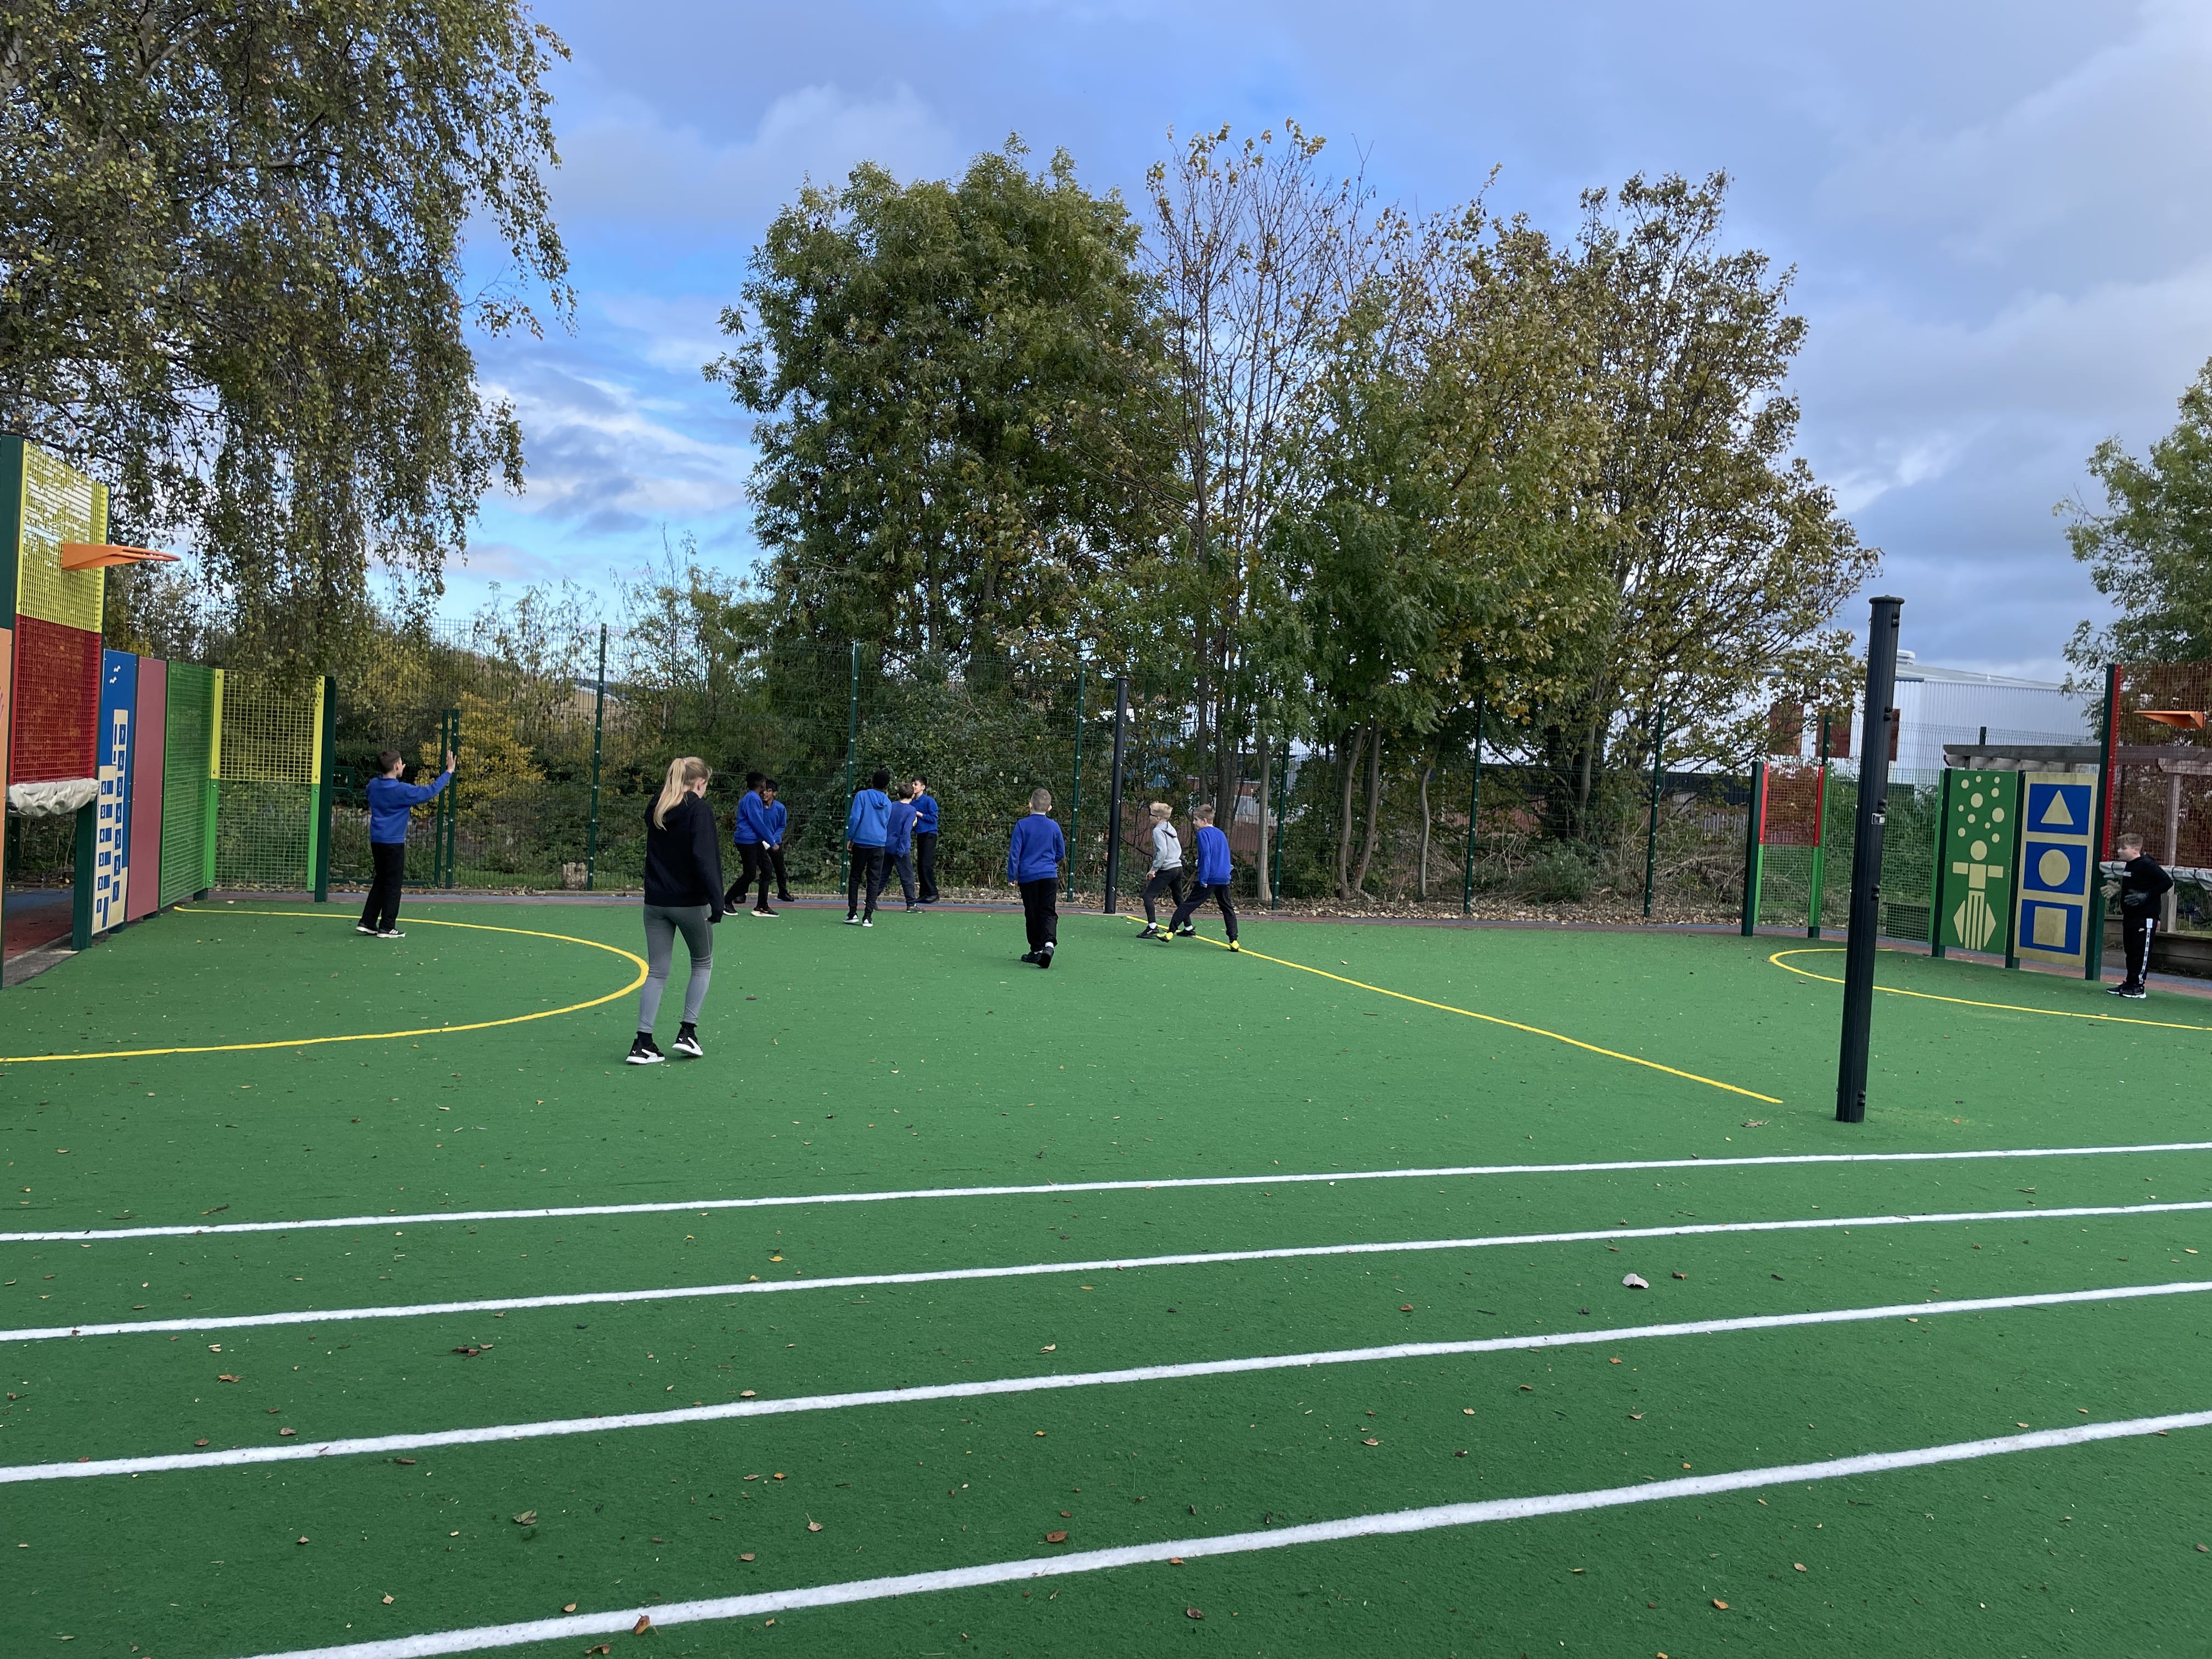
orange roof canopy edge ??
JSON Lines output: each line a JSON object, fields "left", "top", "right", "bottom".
{"left": 58, "top": 542, "right": 180, "bottom": 571}
{"left": 2138, "top": 710, "right": 2209, "bottom": 731}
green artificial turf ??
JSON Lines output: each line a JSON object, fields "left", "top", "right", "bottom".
{"left": 2, "top": 899, "right": 2209, "bottom": 1657}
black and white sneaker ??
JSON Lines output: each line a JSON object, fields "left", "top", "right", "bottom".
{"left": 672, "top": 1025, "right": 703, "bottom": 1058}
{"left": 1137, "top": 923, "right": 1162, "bottom": 939}
{"left": 625, "top": 1034, "right": 665, "bottom": 1066}
{"left": 377, "top": 928, "right": 406, "bottom": 939}
{"left": 752, "top": 905, "right": 777, "bottom": 917}
{"left": 1019, "top": 950, "right": 1040, "bottom": 964}
{"left": 1039, "top": 943, "right": 1055, "bottom": 969}
{"left": 2120, "top": 986, "right": 2149, "bottom": 1001}
{"left": 844, "top": 913, "right": 861, "bottom": 925}
{"left": 862, "top": 916, "right": 873, "bottom": 928}
{"left": 1174, "top": 924, "right": 1195, "bottom": 938}
{"left": 2107, "top": 983, "right": 2134, "bottom": 996}
{"left": 356, "top": 923, "right": 380, "bottom": 935}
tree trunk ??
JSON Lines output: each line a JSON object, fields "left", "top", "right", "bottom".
{"left": 1351, "top": 724, "right": 1384, "bottom": 896}
{"left": 1418, "top": 759, "right": 1434, "bottom": 901}
{"left": 1334, "top": 726, "right": 1365, "bottom": 899}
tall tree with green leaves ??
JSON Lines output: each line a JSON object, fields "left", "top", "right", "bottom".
{"left": 1516, "top": 173, "right": 1873, "bottom": 839}
{"left": 712, "top": 140, "right": 1173, "bottom": 679}
{"left": 2064, "top": 356, "right": 2212, "bottom": 673}
{"left": 0, "top": 0, "right": 571, "bottom": 670}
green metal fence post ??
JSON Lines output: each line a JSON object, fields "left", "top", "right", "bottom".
{"left": 1809, "top": 717, "right": 1831, "bottom": 938}
{"left": 1642, "top": 704, "right": 1667, "bottom": 919}
{"left": 441, "top": 706, "right": 460, "bottom": 889}
{"left": 1066, "top": 657, "right": 1085, "bottom": 899}
{"left": 313, "top": 675, "right": 336, "bottom": 902}
{"left": 1461, "top": 694, "right": 1486, "bottom": 916}
{"left": 845, "top": 642, "right": 860, "bottom": 803}
{"left": 1271, "top": 737, "right": 1290, "bottom": 909}
{"left": 585, "top": 624, "right": 606, "bottom": 891}
{"left": 2085, "top": 661, "right": 2119, "bottom": 981}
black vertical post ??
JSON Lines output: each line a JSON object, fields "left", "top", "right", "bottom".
{"left": 1740, "top": 760, "right": 1768, "bottom": 936}
{"left": 1102, "top": 675, "right": 1128, "bottom": 913}
{"left": 1642, "top": 703, "right": 1667, "bottom": 919}
{"left": 70, "top": 801, "right": 95, "bottom": 949}
{"left": 585, "top": 624, "right": 606, "bottom": 891}
{"left": 1837, "top": 594, "right": 1905, "bottom": 1124}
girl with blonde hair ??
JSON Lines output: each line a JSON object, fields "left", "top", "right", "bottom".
{"left": 629, "top": 756, "right": 724, "bottom": 1064}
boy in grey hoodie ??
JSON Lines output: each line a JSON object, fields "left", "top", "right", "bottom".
{"left": 1137, "top": 801, "right": 1185, "bottom": 939}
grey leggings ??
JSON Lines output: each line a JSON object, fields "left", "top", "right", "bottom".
{"left": 639, "top": 904, "right": 714, "bottom": 1031}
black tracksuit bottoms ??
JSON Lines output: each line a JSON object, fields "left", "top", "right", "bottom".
{"left": 1142, "top": 868, "right": 1185, "bottom": 924}
{"left": 2123, "top": 911, "right": 2157, "bottom": 988}
{"left": 847, "top": 845, "right": 887, "bottom": 918}
{"left": 913, "top": 832, "right": 939, "bottom": 903}
{"left": 1171, "top": 880, "right": 1238, "bottom": 942}
{"left": 1019, "top": 877, "right": 1058, "bottom": 952}
{"left": 360, "top": 842, "right": 407, "bottom": 933}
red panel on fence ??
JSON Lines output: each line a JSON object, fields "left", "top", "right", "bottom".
{"left": 127, "top": 656, "right": 166, "bottom": 919}
{"left": 9, "top": 614, "right": 100, "bottom": 783}
{"left": 2111, "top": 661, "right": 2212, "bottom": 871}
{"left": 1761, "top": 765, "right": 1826, "bottom": 847}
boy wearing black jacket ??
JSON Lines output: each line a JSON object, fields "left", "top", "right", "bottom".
{"left": 2107, "top": 832, "right": 2175, "bottom": 1000}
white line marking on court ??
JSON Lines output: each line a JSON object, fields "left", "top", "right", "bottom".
{"left": 7, "top": 1278, "right": 2206, "bottom": 1485}
{"left": 7, "top": 1198, "right": 2211, "bottom": 1345}
{"left": 231, "top": 1407, "right": 2212, "bottom": 1659}
{"left": 8, "top": 1141, "right": 2210, "bottom": 1245}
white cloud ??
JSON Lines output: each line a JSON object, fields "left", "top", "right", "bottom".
{"left": 555, "top": 83, "right": 964, "bottom": 229}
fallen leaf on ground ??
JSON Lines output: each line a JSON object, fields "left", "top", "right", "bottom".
{"left": 1462, "top": 1408, "right": 1475, "bottom": 1414}
{"left": 1671, "top": 1272, "right": 1686, "bottom": 1280}
{"left": 394, "top": 1457, "right": 416, "bottom": 1465}
{"left": 278, "top": 1428, "right": 297, "bottom": 1438}
{"left": 1399, "top": 1304, "right": 1414, "bottom": 1312}
{"left": 740, "top": 1553, "right": 756, "bottom": 1562}
{"left": 513, "top": 1512, "right": 537, "bottom": 1526}
{"left": 1794, "top": 1564, "right": 1806, "bottom": 1572}
{"left": 562, "top": 1602, "right": 576, "bottom": 1612}
{"left": 1623, "top": 1274, "right": 1649, "bottom": 1289}
{"left": 1362, "top": 1438, "right": 1380, "bottom": 1446}
{"left": 740, "top": 1390, "right": 757, "bottom": 1398}
{"left": 217, "top": 1374, "right": 240, "bottom": 1384}
{"left": 1046, "top": 1531, "right": 1068, "bottom": 1543}
{"left": 296, "top": 1536, "right": 309, "bottom": 1546}
{"left": 633, "top": 1616, "right": 652, "bottom": 1635}
{"left": 1040, "top": 1344, "right": 1056, "bottom": 1352}
{"left": 1519, "top": 1384, "right": 1533, "bottom": 1392}
{"left": 1712, "top": 1599, "right": 1728, "bottom": 1609}
{"left": 194, "top": 1438, "right": 209, "bottom": 1447}
{"left": 381, "top": 1594, "right": 393, "bottom": 1604}
{"left": 1741, "top": 1120, "right": 1767, "bottom": 1127}
{"left": 806, "top": 1520, "right": 822, "bottom": 1532}
{"left": 1630, "top": 1413, "right": 1644, "bottom": 1420}
{"left": 1185, "top": 1608, "right": 1205, "bottom": 1620}
{"left": 1454, "top": 1449, "right": 1469, "bottom": 1457}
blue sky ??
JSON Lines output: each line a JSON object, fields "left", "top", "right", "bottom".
{"left": 452, "top": 0, "right": 2212, "bottom": 680}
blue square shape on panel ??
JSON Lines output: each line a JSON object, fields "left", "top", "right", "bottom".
{"left": 2018, "top": 899, "right": 2083, "bottom": 956}
{"left": 2025, "top": 781, "right": 2092, "bottom": 839}
{"left": 2022, "top": 839, "right": 2088, "bottom": 895}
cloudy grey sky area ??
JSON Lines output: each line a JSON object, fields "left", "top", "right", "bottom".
{"left": 452, "top": 0, "right": 2212, "bottom": 681}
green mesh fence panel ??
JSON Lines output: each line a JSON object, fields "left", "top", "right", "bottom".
{"left": 159, "top": 662, "right": 216, "bottom": 905}
{"left": 1815, "top": 765, "right": 1943, "bottom": 940}
{"left": 213, "top": 671, "right": 318, "bottom": 889}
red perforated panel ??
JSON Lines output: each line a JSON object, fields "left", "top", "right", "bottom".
{"left": 10, "top": 614, "right": 100, "bottom": 783}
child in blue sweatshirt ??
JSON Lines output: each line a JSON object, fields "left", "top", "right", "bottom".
{"left": 1167, "top": 802, "right": 1239, "bottom": 949}
{"left": 357, "top": 747, "right": 455, "bottom": 937}
{"left": 759, "top": 778, "right": 793, "bottom": 904}
{"left": 844, "top": 768, "right": 893, "bottom": 925}
{"left": 729, "top": 771, "right": 777, "bottom": 916}
{"left": 884, "top": 785, "right": 919, "bottom": 911}
{"left": 1006, "top": 786, "right": 1066, "bottom": 967}
{"left": 911, "top": 777, "right": 939, "bottom": 904}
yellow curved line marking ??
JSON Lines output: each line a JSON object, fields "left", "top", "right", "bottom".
{"left": 0, "top": 909, "right": 648, "bottom": 1063}
{"left": 1118, "top": 918, "right": 1781, "bottom": 1103}
{"left": 1768, "top": 947, "right": 2212, "bottom": 1035}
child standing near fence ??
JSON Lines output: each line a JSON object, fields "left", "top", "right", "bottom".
{"left": 358, "top": 747, "right": 455, "bottom": 938}
{"left": 844, "top": 768, "right": 893, "bottom": 926}
{"left": 730, "top": 771, "right": 775, "bottom": 916}
{"left": 760, "top": 778, "right": 794, "bottom": 903}
{"left": 1007, "top": 787, "right": 1066, "bottom": 967}
{"left": 911, "top": 777, "right": 939, "bottom": 905}
{"left": 1137, "top": 801, "right": 1184, "bottom": 939}
{"left": 1167, "top": 802, "right": 1239, "bottom": 950}
{"left": 885, "top": 784, "right": 920, "bottom": 911}
{"left": 2107, "top": 831, "right": 2175, "bottom": 1000}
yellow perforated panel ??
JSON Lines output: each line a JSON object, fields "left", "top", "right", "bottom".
{"left": 13, "top": 443, "right": 106, "bottom": 632}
